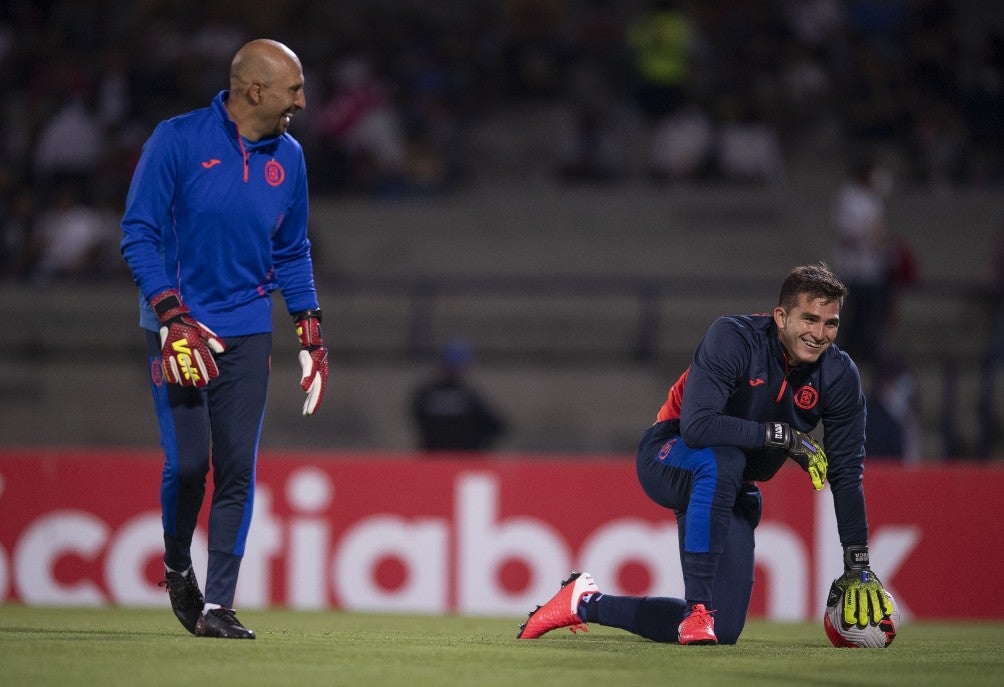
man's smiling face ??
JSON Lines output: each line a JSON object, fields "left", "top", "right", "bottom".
{"left": 259, "top": 62, "right": 305, "bottom": 137}
{"left": 774, "top": 292, "right": 841, "bottom": 365}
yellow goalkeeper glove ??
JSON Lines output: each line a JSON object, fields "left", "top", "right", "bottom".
{"left": 835, "top": 544, "right": 894, "bottom": 627}
{"left": 764, "top": 422, "right": 827, "bottom": 490}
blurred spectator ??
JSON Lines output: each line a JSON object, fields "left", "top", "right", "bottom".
{"left": 32, "top": 92, "right": 105, "bottom": 194}
{"left": 777, "top": 40, "right": 837, "bottom": 141}
{"left": 411, "top": 339, "right": 507, "bottom": 453}
{"left": 312, "top": 56, "right": 408, "bottom": 195}
{"left": 31, "top": 182, "right": 119, "bottom": 282}
{"left": 554, "top": 73, "right": 625, "bottom": 184}
{"left": 554, "top": 0, "right": 629, "bottom": 184}
{"left": 865, "top": 362, "right": 921, "bottom": 462}
{"left": 395, "top": 35, "right": 468, "bottom": 193}
{"left": 3, "top": 0, "right": 1004, "bottom": 203}
{"left": 648, "top": 102, "right": 714, "bottom": 181}
{"left": 830, "top": 157, "right": 895, "bottom": 365}
{"left": 95, "top": 45, "right": 133, "bottom": 129}
{"left": 904, "top": 0, "right": 958, "bottom": 100}
{"left": 782, "top": 0, "right": 844, "bottom": 49}
{"left": 984, "top": 221, "right": 1004, "bottom": 363}
{"left": 843, "top": 0, "right": 911, "bottom": 52}
{"left": 499, "top": 0, "right": 571, "bottom": 98}
{"left": 908, "top": 97, "right": 968, "bottom": 191}
{"left": 714, "top": 93, "right": 786, "bottom": 185}
{"left": 837, "top": 37, "right": 910, "bottom": 146}
{"left": 960, "top": 30, "right": 1004, "bottom": 185}
{"left": 901, "top": 2, "right": 964, "bottom": 189}
{"left": 626, "top": 0, "right": 697, "bottom": 122}
{"left": 0, "top": 184, "right": 39, "bottom": 280}
{"left": 979, "top": 222, "right": 1004, "bottom": 457}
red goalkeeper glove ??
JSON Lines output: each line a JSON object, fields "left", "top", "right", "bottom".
{"left": 294, "top": 310, "right": 328, "bottom": 416}
{"left": 150, "top": 289, "right": 225, "bottom": 388}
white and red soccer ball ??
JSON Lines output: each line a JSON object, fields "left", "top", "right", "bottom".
{"left": 824, "top": 588, "right": 900, "bottom": 648}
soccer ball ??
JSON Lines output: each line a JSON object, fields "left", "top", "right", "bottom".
{"left": 823, "top": 587, "right": 900, "bottom": 648}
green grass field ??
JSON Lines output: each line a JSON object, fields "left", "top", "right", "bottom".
{"left": 2, "top": 606, "right": 1001, "bottom": 687}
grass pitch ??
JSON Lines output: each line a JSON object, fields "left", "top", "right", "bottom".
{"left": 2, "top": 606, "right": 1001, "bottom": 687}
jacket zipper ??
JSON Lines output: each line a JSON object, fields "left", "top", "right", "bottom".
{"left": 775, "top": 354, "right": 792, "bottom": 403}
{"left": 235, "top": 124, "right": 249, "bottom": 182}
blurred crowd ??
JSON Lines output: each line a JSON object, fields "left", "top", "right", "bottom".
{"left": 2, "top": 0, "right": 1004, "bottom": 283}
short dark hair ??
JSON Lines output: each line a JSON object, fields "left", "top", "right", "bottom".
{"left": 778, "top": 262, "right": 848, "bottom": 311}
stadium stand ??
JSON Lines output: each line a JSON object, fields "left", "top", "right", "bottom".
{"left": 0, "top": 1, "right": 999, "bottom": 459}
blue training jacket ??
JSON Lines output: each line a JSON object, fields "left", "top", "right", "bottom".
{"left": 656, "top": 313, "right": 868, "bottom": 547}
{"left": 121, "top": 90, "right": 319, "bottom": 336}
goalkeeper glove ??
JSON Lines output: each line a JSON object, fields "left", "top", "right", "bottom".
{"left": 832, "top": 544, "right": 894, "bottom": 627}
{"left": 150, "top": 289, "right": 225, "bottom": 387}
{"left": 294, "top": 310, "right": 328, "bottom": 416}
{"left": 764, "top": 422, "right": 827, "bottom": 490}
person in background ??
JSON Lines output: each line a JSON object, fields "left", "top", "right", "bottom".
{"left": 979, "top": 222, "right": 1004, "bottom": 457}
{"left": 831, "top": 157, "right": 894, "bottom": 365}
{"left": 517, "top": 263, "right": 892, "bottom": 646}
{"left": 120, "top": 39, "right": 329, "bottom": 639}
{"left": 865, "top": 362, "right": 921, "bottom": 462}
{"left": 411, "top": 339, "right": 506, "bottom": 452}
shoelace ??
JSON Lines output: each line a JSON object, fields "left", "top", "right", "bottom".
{"left": 159, "top": 574, "right": 200, "bottom": 605}
{"left": 684, "top": 605, "right": 716, "bottom": 629}
{"left": 210, "top": 607, "right": 242, "bottom": 625}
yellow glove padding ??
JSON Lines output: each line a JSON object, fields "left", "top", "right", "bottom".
{"left": 836, "top": 569, "right": 895, "bottom": 627}
{"left": 790, "top": 431, "right": 827, "bottom": 491}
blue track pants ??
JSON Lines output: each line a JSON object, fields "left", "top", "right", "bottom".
{"left": 146, "top": 331, "right": 270, "bottom": 607}
{"left": 586, "top": 420, "right": 759, "bottom": 644}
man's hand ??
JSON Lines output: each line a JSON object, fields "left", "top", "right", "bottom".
{"left": 150, "top": 289, "right": 225, "bottom": 387}
{"left": 294, "top": 310, "right": 328, "bottom": 416}
{"left": 833, "top": 545, "right": 894, "bottom": 627}
{"left": 764, "top": 422, "right": 827, "bottom": 490}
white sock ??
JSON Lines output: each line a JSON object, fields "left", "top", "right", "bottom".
{"left": 165, "top": 564, "right": 190, "bottom": 576}
{"left": 202, "top": 602, "right": 221, "bottom": 615}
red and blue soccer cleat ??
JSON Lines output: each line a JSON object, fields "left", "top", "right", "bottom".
{"left": 517, "top": 572, "right": 600, "bottom": 639}
{"left": 677, "top": 603, "right": 718, "bottom": 645}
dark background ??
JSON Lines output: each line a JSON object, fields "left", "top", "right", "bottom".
{"left": 1, "top": 1, "right": 1001, "bottom": 460}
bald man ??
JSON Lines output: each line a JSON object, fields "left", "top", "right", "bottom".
{"left": 121, "top": 39, "right": 329, "bottom": 639}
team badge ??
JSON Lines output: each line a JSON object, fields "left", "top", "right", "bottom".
{"left": 794, "top": 385, "right": 819, "bottom": 410}
{"left": 657, "top": 438, "right": 677, "bottom": 461}
{"left": 151, "top": 358, "right": 164, "bottom": 387}
{"left": 265, "top": 159, "right": 285, "bottom": 186}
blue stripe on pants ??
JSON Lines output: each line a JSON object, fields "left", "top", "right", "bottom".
{"left": 636, "top": 423, "right": 719, "bottom": 553}
{"left": 636, "top": 421, "right": 747, "bottom": 554}
{"left": 635, "top": 421, "right": 748, "bottom": 606}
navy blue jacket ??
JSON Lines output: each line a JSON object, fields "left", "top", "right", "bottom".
{"left": 657, "top": 314, "right": 868, "bottom": 546}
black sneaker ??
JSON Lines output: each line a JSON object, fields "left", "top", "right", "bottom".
{"left": 159, "top": 568, "right": 204, "bottom": 635}
{"left": 195, "top": 608, "right": 256, "bottom": 639}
